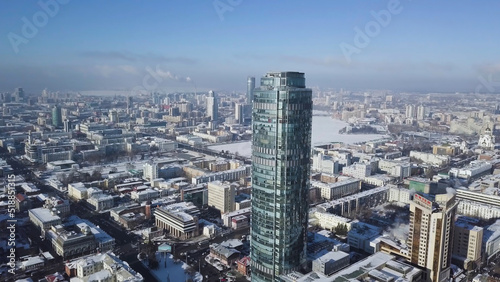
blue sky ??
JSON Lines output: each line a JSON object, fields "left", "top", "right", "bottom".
{"left": 1, "top": 0, "right": 499, "bottom": 93}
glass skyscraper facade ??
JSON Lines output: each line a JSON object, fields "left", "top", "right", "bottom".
{"left": 250, "top": 72, "right": 312, "bottom": 281}
{"left": 247, "top": 76, "right": 255, "bottom": 103}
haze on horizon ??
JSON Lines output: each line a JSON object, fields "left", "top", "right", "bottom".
{"left": 1, "top": 0, "right": 499, "bottom": 94}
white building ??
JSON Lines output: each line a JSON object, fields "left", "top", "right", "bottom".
{"left": 66, "top": 252, "right": 143, "bottom": 281}
{"left": 342, "top": 162, "right": 371, "bottom": 179}
{"left": 311, "top": 211, "right": 352, "bottom": 232}
{"left": 449, "top": 161, "right": 492, "bottom": 181}
{"left": 150, "top": 138, "right": 177, "bottom": 152}
{"left": 87, "top": 194, "right": 114, "bottom": 211}
{"left": 364, "top": 174, "right": 395, "bottom": 187}
{"left": 154, "top": 202, "right": 200, "bottom": 239}
{"left": 29, "top": 207, "right": 62, "bottom": 234}
{"left": 410, "top": 151, "right": 450, "bottom": 166}
{"left": 281, "top": 252, "right": 422, "bottom": 282}
{"left": 312, "top": 251, "right": 350, "bottom": 276}
{"left": 378, "top": 158, "right": 411, "bottom": 179}
{"left": 43, "top": 195, "right": 70, "bottom": 216}
{"left": 316, "top": 186, "right": 389, "bottom": 217}
{"left": 456, "top": 188, "right": 500, "bottom": 219}
{"left": 388, "top": 186, "right": 411, "bottom": 205}
{"left": 478, "top": 127, "right": 495, "bottom": 150}
{"left": 311, "top": 178, "right": 361, "bottom": 201}
{"left": 130, "top": 189, "right": 160, "bottom": 202}
{"left": 222, "top": 207, "right": 251, "bottom": 228}
{"left": 483, "top": 220, "right": 500, "bottom": 264}
{"left": 19, "top": 256, "right": 45, "bottom": 272}
{"left": 453, "top": 217, "right": 483, "bottom": 269}
{"left": 68, "top": 182, "right": 88, "bottom": 200}
{"left": 208, "top": 181, "right": 235, "bottom": 214}
{"left": 348, "top": 222, "right": 382, "bottom": 253}
{"left": 192, "top": 165, "right": 251, "bottom": 184}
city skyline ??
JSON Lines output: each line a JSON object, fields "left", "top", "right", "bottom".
{"left": 1, "top": 1, "right": 500, "bottom": 93}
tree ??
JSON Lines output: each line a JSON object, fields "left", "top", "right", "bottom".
{"left": 335, "top": 223, "right": 348, "bottom": 236}
{"left": 91, "top": 170, "right": 102, "bottom": 181}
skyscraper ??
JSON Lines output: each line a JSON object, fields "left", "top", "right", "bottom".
{"left": 250, "top": 72, "right": 312, "bottom": 281}
{"left": 52, "top": 105, "right": 63, "bottom": 128}
{"left": 14, "top": 87, "right": 24, "bottom": 103}
{"left": 247, "top": 76, "right": 255, "bottom": 103}
{"left": 408, "top": 193, "right": 457, "bottom": 282}
{"left": 206, "top": 90, "right": 218, "bottom": 123}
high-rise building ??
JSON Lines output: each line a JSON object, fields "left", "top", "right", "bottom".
{"left": 452, "top": 216, "right": 483, "bottom": 270}
{"left": 235, "top": 103, "right": 244, "bottom": 124}
{"left": 247, "top": 76, "right": 255, "bottom": 103}
{"left": 63, "top": 119, "right": 72, "bottom": 132}
{"left": 405, "top": 104, "right": 416, "bottom": 118}
{"left": 110, "top": 110, "right": 119, "bottom": 123}
{"left": 417, "top": 105, "right": 426, "bottom": 120}
{"left": 408, "top": 193, "right": 457, "bottom": 282}
{"left": 250, "top": 72, "right": 312, "bottom": 281}
{"left": 206, "top": 90, "right": 218, "bottom": 123}
{"left": 52, "top": 105, "right": 63, "bottom": 128}
{"left": 207, "top": 181, "right": 235, "bottom": 214}
{"left": 126, "top": 96, "right": 133, "bottom": 111}
{"left": 14, "top": 87, "right": 24, "bottom": 103}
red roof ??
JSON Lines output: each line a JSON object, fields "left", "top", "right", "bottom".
{"left": 15, "top": 194, "right": 26, "bottom": 202}
{"left": 237, "top": 256, "right": 251, "bottom": 266}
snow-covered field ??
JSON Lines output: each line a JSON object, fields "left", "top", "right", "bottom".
{"left": 209, "top": 116, "right": 387, "bottom": 158}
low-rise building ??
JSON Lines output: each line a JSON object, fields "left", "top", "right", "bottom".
{"left": 43, "top": 195, "right": 70, "bottom": 216}
{"left": 65, "top": 252, "right": 143, "bottom": 281}
{"left": 87, "top": 194, "right": 114, "bottom": 211}
{"left": 68, "top": 182, "right": 88, "bottom": 200}
{"left": 342, "top": 162, "right": 371, "bottom": 179}
{"left": 312, "top": 178, "right": 361, "bottom": 200}
{"left": 154, "top": 202, "right": 200, "bottom": 239}
{"left": 29, "top": 207, "right": 62, "bottom": 235}
{"left": 312, "top": 250, "right": 350, "bottom": 276}
{"left": 280, "top": 252, "right": 423, "bottom": 282}
{"left": 209, "top": 243, "right": 240, "bottom": 267}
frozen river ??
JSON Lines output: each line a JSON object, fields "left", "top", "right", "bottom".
{"left": 209, "top": 116, "right": 387, "bottom": 158}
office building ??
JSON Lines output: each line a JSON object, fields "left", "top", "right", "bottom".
{"left": 247, "top": 76, "right": 255, "bottom": 103}
{"left": 206, "top": 90, "right": 218, "bottom": 123}
{"left": 52, "top": 105, "right": 63, "bottom": 127}
{"left": 408, "top": 193, "right": 457, "bottom": 282}
{"left": 250, "top": 71, "right": 312, "bottom": 281}
{"left": 208, "top": 181, "right": 235, "bottom": 214}
{"left": 14, "top": 87, "right": 24, "bottom": 102}
{"left": 452, "top": 216, "right": 483, "bottom": 270}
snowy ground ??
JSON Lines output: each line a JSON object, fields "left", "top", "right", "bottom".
{"left": 209, "top": 116, "right": 387, "bottom": 158}
{"left": 141, "top": 252, "right": 202, "bottom": 282}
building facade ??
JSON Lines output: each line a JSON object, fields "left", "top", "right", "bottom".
{"left": 408, "top": 193, "right": 457, "bottom": 282}
{"left": 207, "top": 181, "right": 235, "bottom": 214}
{"left": 250, "top": 72, "right": 312, "bottom": 281}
